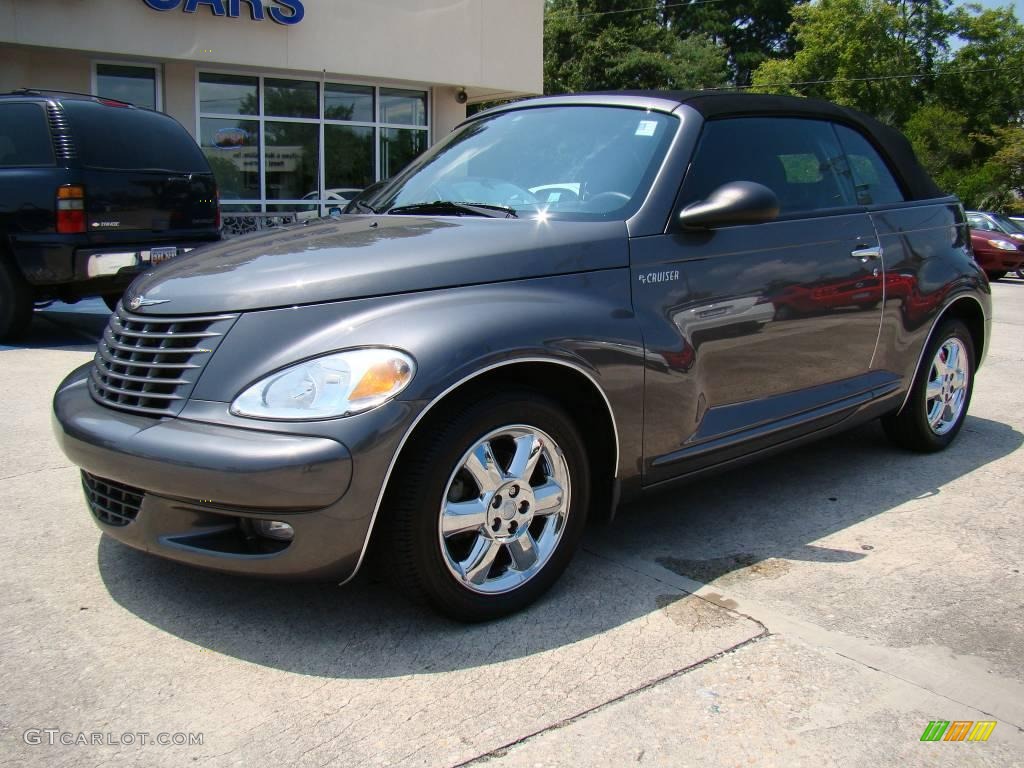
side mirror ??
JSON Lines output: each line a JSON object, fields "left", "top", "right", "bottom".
{"left": 678, "top": 181, "right": 780, "bottom": 230}
{"left": 328, "top": 206, "right": 343, "bottom": 218}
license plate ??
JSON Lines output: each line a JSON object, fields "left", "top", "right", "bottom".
{"left": 150, "top": 246, "right": 178, "bottom": 265}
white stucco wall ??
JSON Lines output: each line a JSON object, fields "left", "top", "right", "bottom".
{"left": 0, "top": 0, "right": 543, "bottom": 99}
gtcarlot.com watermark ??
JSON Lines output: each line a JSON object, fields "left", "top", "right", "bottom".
{"left": 23, "top": 729, "right": 203, "bottom": 747}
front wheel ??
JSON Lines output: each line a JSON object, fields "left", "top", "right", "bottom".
{"left": 882, "top": 319, "right": 974, "bottom": 452}
{"left": 382, "top": 392, "right": 590, "bottom": 622}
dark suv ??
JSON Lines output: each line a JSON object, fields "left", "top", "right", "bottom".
{"left": 0, "top": 90, "right": 220, "bottom": 339}
{"left": 53, "top": 92, "right": 989, "bottom": 621}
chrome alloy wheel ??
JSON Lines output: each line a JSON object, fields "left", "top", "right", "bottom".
{"left": 438, "top": 425, "right": 571, "bottom": 595}
{"left": 925, "top": 337, "right": 969, "bottom": 435}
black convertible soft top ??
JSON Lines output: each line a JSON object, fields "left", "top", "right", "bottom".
{"left": 484, "top": 90, "right": 945, "bottom": 202}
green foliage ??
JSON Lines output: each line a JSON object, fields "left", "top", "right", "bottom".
{"left": 544, "top": 0, "right": 728, "bottom": 93}
{"left": 749, "top": 0, "right": 1024, "bottom": 209}
{"left": 661, "top": 0, "right": 807, "bottom": 84}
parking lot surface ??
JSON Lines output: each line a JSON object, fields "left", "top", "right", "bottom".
{"left": 1, "top": 285, "right": 1022, "bottom": 767}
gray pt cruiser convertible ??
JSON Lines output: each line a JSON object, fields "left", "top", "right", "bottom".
{"left": 53, "top": 91, "right": 991, "bottom": 621}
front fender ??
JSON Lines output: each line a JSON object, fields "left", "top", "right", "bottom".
{"left": 191, "top": 269, "right": 646, "bottom": 479}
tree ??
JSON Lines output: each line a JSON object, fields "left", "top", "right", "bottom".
{"left": 749, "top": 0, "right": 954, "bottom": 125}
{"left": 661, "top": 0, "right": 806, "bottom": 85}
{"left": 544, "top": 0, "right": 729, "bottom": 93}
{"left": 751, "top": 0, "right": 1024, "bottom": 209}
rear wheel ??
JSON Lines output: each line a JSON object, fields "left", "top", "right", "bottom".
{"left": 0, "top": 257, "right": 33, "bottom": 342}
{"left": 1017, "top": 269, "right": 1024, "bottom": 280}
{"left": 883, "top": 319, "right": 974, "bottom": 452}
{"left": 382, "top": 392, "right": 590, "bottom": 622}
{"left": 986, "top": 270, "right": 1007, "bottom": 281}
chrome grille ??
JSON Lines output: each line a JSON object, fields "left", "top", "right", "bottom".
{"left": 82, "top": 472, "right": 144, "bottom": 527}
{"left": 89, "top": 304, "right": 237, "bottom": 417}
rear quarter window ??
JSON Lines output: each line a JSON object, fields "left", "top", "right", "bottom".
{"left": 61, "top": 101, "right": 210, "bottom": 173}
{"left": 0, "top": 102, "right": 55, "bottom": 167}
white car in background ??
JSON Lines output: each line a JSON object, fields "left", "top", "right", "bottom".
{"left": 298, "top": 188, "right": 364, "bottom": 219}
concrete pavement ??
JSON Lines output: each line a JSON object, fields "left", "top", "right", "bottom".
{"left": 0, "top": 285, "right": 1021, "bottom": 767}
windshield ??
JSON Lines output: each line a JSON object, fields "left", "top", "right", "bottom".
{"left": 369, "top": 105, "right": 678, "bottom": 220}
{"left": 989, "top": 213, "right": 1024, "bottom": 234}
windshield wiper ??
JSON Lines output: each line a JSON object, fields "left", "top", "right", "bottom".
{"left": 386, "top": 200, "right": 517, "bottom": 218}
{"left": 351, "top": 199, "right": 378, "bottom": 214}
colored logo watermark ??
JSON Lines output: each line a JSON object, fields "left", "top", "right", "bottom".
{"left": 920, "top": 720, "right": 996, "bottom": 742}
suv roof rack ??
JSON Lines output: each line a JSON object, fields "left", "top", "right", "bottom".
{"left": 6, "top": 89, "right": 136, "bottom": 107}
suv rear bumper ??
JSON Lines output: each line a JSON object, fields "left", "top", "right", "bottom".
{"left": 52, "top": 364, "right": 369, "bottom": 581}
{"left": 14, "top": 236, "right": 219, "bottom": 290}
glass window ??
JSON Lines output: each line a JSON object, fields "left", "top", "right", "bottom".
{"left": 199, "top": 117, "right": 260, "bottom": 199}
{"left": 381, "top": 128, "right": 428, "bottom": 179}
{"left": 199, "top": 73, "right": 258, "bottom": 115}
{"left": 264, "top": 78, "right": 319, "bottom": 119}
{"left": 265, "top": 121, "right": 319, "bottom": 200}
{"left": 682, "top": 118, "right": 853, "bottom": 216}
{"left": 199, "top": 74, "right": 430, "bottom": 211}
{"left": 380, "top": 88, "right": 427, "bottom": 126}
{"left": 375, "top": 106, "right": 677, "bottom": 221}
{"left": 325, "top": 84, "right": 374, "bottom": 122}
{"left": 988, "top": 213, "right": 1023, "bottom": 234}
{"left": 95, "top": 64, "right": 158, "bottom": 110}
{"left": 64, "top": 100, "right": 208, "bottom": 172}
{"left": 325, "top": 125, "right": 374, "bottom": 189}
{"left": 967, "top": 214, "right": 995, "bottom": 232}
{"left": 0, "top": 103, "right": 54, "bottom": 167}
{"left": 834, "top": 125, "right": 905, "bottom": 205}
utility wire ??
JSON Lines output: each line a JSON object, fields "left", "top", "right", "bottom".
{"left": 550, "top": 0, "right": 733, "bottom": 19}
{"left": 704, "top": 64, "right": 1021, "bottom": 90}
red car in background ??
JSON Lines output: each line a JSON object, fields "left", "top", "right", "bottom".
{"left": 969, "top": 228, "right": 1024, "bottom": 281}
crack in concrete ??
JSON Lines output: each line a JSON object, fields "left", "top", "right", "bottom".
{"left": 453, "top": 630, "right": 771, "bottom": 767}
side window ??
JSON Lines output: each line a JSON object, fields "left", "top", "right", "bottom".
{"left": 681, "top": 117, "right": 854, "bottom": 216}
{"left": 967, "top": 215, "right": 994, "bottom": 232}
{"left": 0, "top": 103, "right": 55, "bottom": 167}
{"left": 833, "top": 124, "right": 904, "bottom": 205}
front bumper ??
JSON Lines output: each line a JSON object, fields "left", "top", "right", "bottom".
{"left": 52, "top": 364, "right": 370, "bottom": 581}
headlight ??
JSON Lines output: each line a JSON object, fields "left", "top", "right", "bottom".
{"left": 988, "top": 239, "right": 1018, "bottom": 251}
{"left": 231, "top": 348, "right": 415, "bottom": 420}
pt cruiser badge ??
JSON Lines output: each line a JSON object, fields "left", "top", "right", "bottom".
{"left": 53, "top": 91, "right": 990, "bottom": 622}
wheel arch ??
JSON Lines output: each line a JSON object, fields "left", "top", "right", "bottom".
{"left": 347, "top": 357, "right": 621, "bottom": 584}
{"left": 895, "top": 292, "right": 987, "bottom": 415}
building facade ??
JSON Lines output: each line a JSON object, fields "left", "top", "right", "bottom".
{"left": 0, "top": 0, "right": 543, "bottom": 215}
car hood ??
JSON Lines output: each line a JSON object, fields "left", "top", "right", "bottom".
{"left": 125, "top": 215, "right": 629, "bottom": 315}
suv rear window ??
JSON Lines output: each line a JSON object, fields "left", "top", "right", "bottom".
{"left": 61, "top": 100, "right": 209, "bottom": 173}
{"left": 0, "top": 102, "right": 55, "bottom": 167}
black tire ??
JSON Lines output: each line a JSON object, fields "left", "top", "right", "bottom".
{"left": 0, "top": 256, "right": 33, "bottom": 342}
{"left": 986, "top": 270, "right": 1007, "bottom": 282}
{"left": 381, "top": 391, "right": 591, "bottom": 622}
{"left": 882, "top": 319, "right": 975, "bottom": 452}
{"left": 1017, "top": 269, "right": 1024, "bottom": 280}
{"left": 102, "top": 294, "right": 121, "bottom": 313}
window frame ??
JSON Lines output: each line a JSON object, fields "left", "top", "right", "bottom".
{"left": 91, "top": 60, "right": 163, "bottom": 112}
{"left": 196, "top": 68, "right": 431, "bottom": 212}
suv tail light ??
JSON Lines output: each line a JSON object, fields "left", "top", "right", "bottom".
{"left": 56, "top": 185, "right": 86, "bottom": 234}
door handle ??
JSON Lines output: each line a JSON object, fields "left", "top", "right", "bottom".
{"left": 851, "top": 245, "right": 882, "bottom": 262}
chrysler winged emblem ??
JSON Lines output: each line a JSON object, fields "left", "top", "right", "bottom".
{"left": 128, "top": 295, "right": 170, "bottom": 311}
